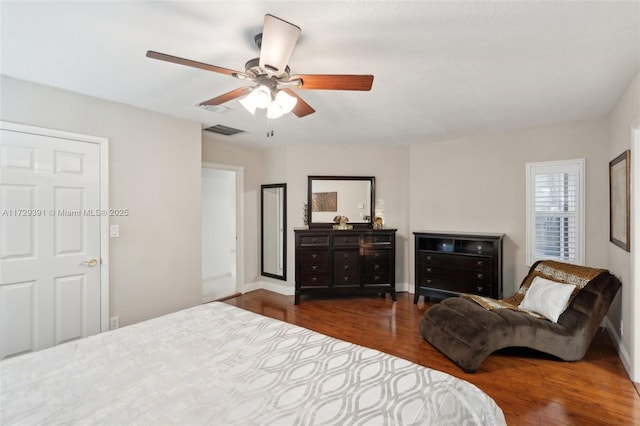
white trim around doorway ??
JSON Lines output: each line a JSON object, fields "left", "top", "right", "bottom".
{"left": 201, "top": 162, "right": 245, "bottom": 296}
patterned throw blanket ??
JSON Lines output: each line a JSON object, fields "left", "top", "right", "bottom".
{"left": 462, "top": 260, "right": 606, "bottom": 319}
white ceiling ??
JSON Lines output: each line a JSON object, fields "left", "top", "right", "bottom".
{"left": 1, "top": 1, "right": 639, "bottom": 148}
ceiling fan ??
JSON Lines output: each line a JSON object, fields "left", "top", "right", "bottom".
{"left": 146, "top": 14, "right": 374, "bottom": 119}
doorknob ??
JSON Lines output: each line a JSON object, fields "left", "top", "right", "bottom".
{"left": 84, "top": 258, "right": 98, "bottom": 267}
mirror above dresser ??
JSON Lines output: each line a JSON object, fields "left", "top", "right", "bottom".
{"left": 307, "top": 176, "right": 375, "bottom": 228}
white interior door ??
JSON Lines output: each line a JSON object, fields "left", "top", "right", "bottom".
{"left": 1, "top": 126, "right": 102, "bottom": 359}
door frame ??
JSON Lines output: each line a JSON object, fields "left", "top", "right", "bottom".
{"left": 201, "top": 162, "right": 245, "bottom": 295}
{"left": 631, "top": 122, "right": 639, "bottom": 381}
{"left": 0, "top": 120, "right": 110, "bottom": 332}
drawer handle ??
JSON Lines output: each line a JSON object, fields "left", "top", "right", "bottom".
{"left": 477, "top": 273, "right": 483, "bottom": 279}
{"left": 426, "top": 267, "right": 432, "bottom": 273}
{"left": 427, "top": 255, "right": 432, "bottom": 260}
{"left": 312, "top": 265, "right": 318, "bottom": 271}
{"left": 477, "top": 260, "right": 484, "bottom": 266}
{"left": 312, "top": 277, "right": 318, "bottom": 282}
{"left": 344, "top": 238, "right": 350, "bottom": 243}
{"left": 476, "top": 286, "right": 484, "bottom": 293}
{"left": 374, "top": 264, "right": 380, "bottom": 270}
{"left": 344, "top": 254, "right": 350, "bottom": 259}
{"left": 374, "top": 253, "right": 380, "bottom": 258}
{"left": 343, "top": 265, "right": 350, "bottom": 270}
{"left": 312, "top": 238, "right": 317, "bottom": 243}
{"left": 375, "top": 237, "right": 380, "bottom": 242}
{"left": 374, "top": 275, "right": 380, "bottom": 281}
{"left": 312, "top": 254, "right": 317, "bottom": 259}
{"left": 427, "top": 279, "right": 432, "bottom": 284}
{"left": 343, "top": 276, "right": 350, "bottom": 282}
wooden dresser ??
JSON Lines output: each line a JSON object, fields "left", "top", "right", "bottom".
{"left": 413, "top": 231, "right": 503, "bottom": 302}
{"left": 294, "top": 228, "right": 397, "bottom": 304}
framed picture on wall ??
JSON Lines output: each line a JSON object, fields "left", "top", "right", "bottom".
{"left": 609, "top": 150, "right": 630, "bottom": 251}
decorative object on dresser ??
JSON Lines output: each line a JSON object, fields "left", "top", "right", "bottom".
{"left": 414, "top": 231, "right": 504, "bottom": 302}
{"left": 294, "top": 228, "right": 397, "bottom": 304}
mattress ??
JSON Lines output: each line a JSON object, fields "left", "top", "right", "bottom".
{"left": 1, "top": 302, "right": 505, "bottom": 425}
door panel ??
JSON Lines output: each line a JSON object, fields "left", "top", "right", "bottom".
{"left": 0, "top": 281, "right": 35, "bottom": 357}
{"left": 1, "top": 185, "right": 36, "bottom": 259}
{"left": 0, "top": 128, "right": 102, "bottom": 359}
{"left": 55, "top": 275, "right": 85, "bottom": 344}
{"left": 54, "top": 187, "right": 86, "bottom": 255}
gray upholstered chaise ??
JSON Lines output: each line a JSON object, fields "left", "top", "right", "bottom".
{"left": 419, "top": 260, "right": 621, "bottom": 373}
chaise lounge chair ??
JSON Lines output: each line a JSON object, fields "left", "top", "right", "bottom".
{"left": 419, "top": 260, "right": 621, "bottom": 373}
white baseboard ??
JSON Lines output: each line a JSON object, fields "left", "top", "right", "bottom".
{"left": 396, "top": 282, "right": 410, "bottom": 293}
{"left": 242, "top": 280, "right": 294, "bottom": 296}
{"left": 603, "top": 316, "right": 633, "bottom": 380}
{"left": 243, "top": 281, "right": 410, "bottom": 297}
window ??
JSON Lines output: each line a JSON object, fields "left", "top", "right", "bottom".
{"left": 526, "top": 159, "right": 585, "bottom": 266}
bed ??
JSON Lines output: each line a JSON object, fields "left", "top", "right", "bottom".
{"left": 1, "top": 302, "right": 505, "bottom": 425}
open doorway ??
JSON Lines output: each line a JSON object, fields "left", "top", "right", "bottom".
{"left": 201, "top": 163, "right": 244, "bottom": 302}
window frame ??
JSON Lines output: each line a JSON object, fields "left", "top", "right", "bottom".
{"left": 525, "top": 159, "right": 585, "bottom": 266}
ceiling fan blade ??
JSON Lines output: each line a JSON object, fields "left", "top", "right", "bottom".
{"left": 281, "top": 89, "right": 315, "bottom": 117}
{"left": 290, "top": 74, "right": 374, "bottom": 91}
{"left": 146, "top": 51, "right": 241, "bottom": 77}
{"left": 259, "top": 14, "right": 301, "bottom": 73}
{"left": 199, "top": 87, "right": 253, "bottom": 106}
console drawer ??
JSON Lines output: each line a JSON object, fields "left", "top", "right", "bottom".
{"left": 418, "top": 252, "right": 491, "bottom": 271}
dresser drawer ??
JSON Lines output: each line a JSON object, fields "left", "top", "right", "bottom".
{"left": 300, "top": 261, "right": 329, "bottom": 274}
{"left": 363, "top": 234, "right": 393, "bottom": 245}
{"left": 364, "top": 271, "right": 391, "bottom": 285}
{"left": 300, "top": 250, "right": 329, "bottom": 263}
{"left": 418, "top": 252, "right": 491, "bottom": 271}
{"left": 418, "top": 277, "right": 493, "bottom": 296}
{"left": 299, "top": 273, "right": 330, "bottom": 287}
{"left": 299, "top": 235, "right": 329, "bottom": 246}
{"left": 332, "top": 234, "right": 360, "bottom": 246}
{"left": 419, "top": 266, "right": 491, "bottom": 283}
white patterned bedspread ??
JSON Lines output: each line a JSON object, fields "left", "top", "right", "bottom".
{"left": 1, "top": 302, "right": 505, "bottom": 425}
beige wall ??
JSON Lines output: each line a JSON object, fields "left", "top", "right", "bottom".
{"left": 607, "top": 69, "right": 640, "bottom": 375}
{"left": 1, "top": 75, "right": 202, "bottom": 327}
{"left": 408, "top": 119, "right": 610, "bottom": 297}
{"left": 203, "top": 140, "right": 411, "bottom": 292}
{"left": 282, "top": 144, "right": 411, "bottom": 289}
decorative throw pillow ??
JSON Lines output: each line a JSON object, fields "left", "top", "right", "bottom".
{"left": 518, "top": 276, "right": 577, "bottom": 323}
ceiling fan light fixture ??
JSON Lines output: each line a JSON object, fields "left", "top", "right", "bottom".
{"left": 266, "top": 102, "right": 285, "bottom": 119}
{"left": 239, "top": 85, "right": 272, "bottom": 114}
{"left": 274, "top": 89, "right": 297, "bottom": 114}
{"left": 239, "top": 94, "right": 257, "bottom": 115}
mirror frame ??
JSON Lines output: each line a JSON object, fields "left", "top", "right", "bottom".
{"left": 307, "top": 176, "right": 375, "bottom": 229}
{"left": 261, "top": 183, "right": 287, "bottom": 281}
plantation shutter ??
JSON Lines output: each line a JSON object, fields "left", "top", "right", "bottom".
{"left": 526, "top": 160, "right": 585, "bottom": 266}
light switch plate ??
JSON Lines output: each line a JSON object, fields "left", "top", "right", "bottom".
{"left": 110, "top": 224, "right": 120, "bottom": 237}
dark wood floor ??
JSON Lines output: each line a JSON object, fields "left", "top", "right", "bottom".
{"left": 223, "top": 290, "right": 640, "bottom": 426}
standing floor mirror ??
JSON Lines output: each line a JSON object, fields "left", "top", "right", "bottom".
{"left": 261, "top": 183, "right": 287, "bottom": 280}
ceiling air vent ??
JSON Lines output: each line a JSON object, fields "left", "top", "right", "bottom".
{"left": 203, "top": 124, "right": 245, "bottom": 136}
